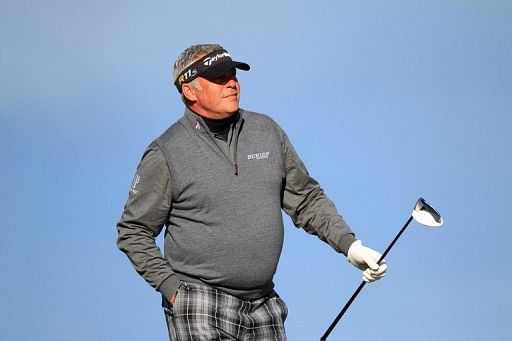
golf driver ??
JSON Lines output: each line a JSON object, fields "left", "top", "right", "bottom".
{"left": 320, "top": 197, "right": 443, "bottom": 341}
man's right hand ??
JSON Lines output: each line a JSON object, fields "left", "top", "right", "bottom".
{"left": 347, "top": 240, "right": 387, "bottom": 282}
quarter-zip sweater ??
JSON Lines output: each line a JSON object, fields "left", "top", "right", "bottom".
{"left": 117, "top": 108, "right": 356, "bottom": 300}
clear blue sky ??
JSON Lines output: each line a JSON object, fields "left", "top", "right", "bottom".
{"left": 1, "top": 1, "right": 511, "bottom": 340}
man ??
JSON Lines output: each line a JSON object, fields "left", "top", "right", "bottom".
{"left": 117, "top": 43, "right": 387, "bottom": 340}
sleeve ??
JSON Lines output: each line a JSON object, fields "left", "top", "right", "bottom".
{"left": 277, "top": 124, "right": 356, "bottom": 255}
{"left": 116, "top": 143, "right": 181, "bottom": 300}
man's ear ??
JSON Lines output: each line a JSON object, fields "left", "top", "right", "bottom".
{"left": 182, "top": 83, "right": 197, "bottom": 102}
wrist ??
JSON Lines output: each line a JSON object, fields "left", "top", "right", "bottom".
{"left": 169, "top": 292, "right": 177, "bottom": 304}
{"left": 338, "top": 233, "right": 357, "bottom": 256}
{"left": 158, "top": 275, "right": 182, "bottom": 301}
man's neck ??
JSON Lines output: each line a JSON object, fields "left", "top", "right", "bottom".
{"left": 201, "top": 111, "right": 240, "bottom": 141}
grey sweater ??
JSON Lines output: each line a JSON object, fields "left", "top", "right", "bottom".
{"left": 117, "top": 108, "right": 355, "bottom": 300}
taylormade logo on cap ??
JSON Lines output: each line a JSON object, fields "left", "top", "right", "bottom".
{"left": 203, "top": 52, "right": 230, "bottom": 66}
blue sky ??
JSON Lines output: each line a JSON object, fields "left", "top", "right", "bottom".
{"left": 1, "top": 1, "right": 511, "bottom": 340}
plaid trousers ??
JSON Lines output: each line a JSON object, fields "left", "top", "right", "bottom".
{"left": 163, "top": 282, "right": 288, "bottom": 341}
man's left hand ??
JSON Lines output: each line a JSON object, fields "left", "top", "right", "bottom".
{"left": 347, "top": 240, "right": 387, "bottom": 282}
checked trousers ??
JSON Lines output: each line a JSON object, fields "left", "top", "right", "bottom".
{"left": 163, "top": 282, "right": 288, "bottom": 341}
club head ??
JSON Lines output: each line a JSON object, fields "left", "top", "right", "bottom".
{"left": 411, "top": 197, "right": 443, "bottom": 227}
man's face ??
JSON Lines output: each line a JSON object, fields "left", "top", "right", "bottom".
{"left": 187, "top": 69, "right": 240, "bottom": 119}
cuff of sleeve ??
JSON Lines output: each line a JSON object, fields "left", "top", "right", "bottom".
{"left": 337, "top": 233, "right": 356, "bottom": 256}
{"left": 158, "top": 274, "right": 182, "bottom": 301}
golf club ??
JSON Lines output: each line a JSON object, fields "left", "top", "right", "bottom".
{"left": 320, "top": 197, "right": 443, "bottom": 341}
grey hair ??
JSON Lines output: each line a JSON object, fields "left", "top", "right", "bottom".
{"left": 172, "top": 43, "right": 225, "bottom": 83}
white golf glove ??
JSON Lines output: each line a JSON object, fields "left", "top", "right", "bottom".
{"left": 347, "top": 240, "right": 387, "bottom": 283}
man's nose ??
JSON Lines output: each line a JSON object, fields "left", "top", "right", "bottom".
{"left": 226, "top": 78, "right": 238, "bottom": 88}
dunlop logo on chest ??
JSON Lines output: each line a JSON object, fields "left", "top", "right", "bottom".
{"left": 247, "top": 152, "right": 270, "bottom": 160}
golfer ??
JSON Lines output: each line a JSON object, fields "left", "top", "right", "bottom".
{"left": 117, "top": 43, "right": 387, "bottom": 340}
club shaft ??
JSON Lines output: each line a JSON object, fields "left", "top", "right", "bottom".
{"left": 378, "top": 215, "right": 413, "bottom": 263}
{"left": 320, "top": 215, "right": 414, "bottom": 340}
{"left": 320, "top": 281, "right": 367, "bottom": 341}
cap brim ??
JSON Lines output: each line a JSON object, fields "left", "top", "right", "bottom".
{"left": 200, "top": 61, "right": 250, "bottom": 79}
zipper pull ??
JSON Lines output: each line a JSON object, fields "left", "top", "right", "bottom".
{"left": 233, "top": 164, "right": 239, "bottom": 176}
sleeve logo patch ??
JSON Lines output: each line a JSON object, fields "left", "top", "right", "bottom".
{"left": 130, "top": 173, "right": 141, "bottom": 194}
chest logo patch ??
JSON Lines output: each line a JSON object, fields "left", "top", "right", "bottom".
{"left": 247, "top": 152, "right": 270, "bottom": 160}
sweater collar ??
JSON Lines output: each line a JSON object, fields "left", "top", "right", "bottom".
{"left": 184, "top": 107, "right": 244, "bottom": 134}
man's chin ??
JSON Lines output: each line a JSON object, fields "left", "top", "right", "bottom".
{"left": 225, "top": 105, "right": 240, "bottom": 114}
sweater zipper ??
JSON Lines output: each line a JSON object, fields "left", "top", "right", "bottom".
{"left": 232, "top": 128, "right": 239, "bottom": 176}
{"left": 232, "top": 116, "right": 242, "bottom": 176}
{"left": 196, "top": 117, "right": 240, "bottom": 176}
